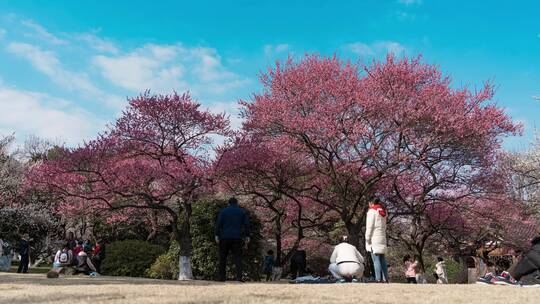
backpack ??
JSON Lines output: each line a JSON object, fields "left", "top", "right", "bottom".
{"left": 59, "top": 251, "right": 69, "bottom": 263}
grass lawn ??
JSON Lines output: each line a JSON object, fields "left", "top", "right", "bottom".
{"left": 1, "top": 272, "right": 539, "bottom": 304}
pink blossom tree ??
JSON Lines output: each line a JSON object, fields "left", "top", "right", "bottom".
{"left": 241, "top": 54, "right": 519, "bottom": 248}
{"left": 29, "top": 92, "right": 230, "bottom": 280}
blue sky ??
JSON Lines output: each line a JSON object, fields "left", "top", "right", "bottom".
{"left": 0, "top": 0, "right": 538, "bottom": 150}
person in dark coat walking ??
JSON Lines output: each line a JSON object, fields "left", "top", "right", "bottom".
{"left": 17, "top": 234, "right": 30, "bottom": 274}
{"left": 215, "top": 197, "right": 251, "bottom": 282}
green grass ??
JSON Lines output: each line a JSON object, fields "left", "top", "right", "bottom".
{"left": 8, "top": 260, "right": 53, "bottom": 274}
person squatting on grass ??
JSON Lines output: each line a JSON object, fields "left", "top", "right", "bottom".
{"left": 215, "top": 197, "right": 251, "bottom": 282}
{"left": 365, "top": 198, "right": 389, "bottom": 283}
{"left": 403, "top": 255, "right": 418, "bottom": 284}
{"left": 328, "top": 236, "right": 364, "bottom": 282}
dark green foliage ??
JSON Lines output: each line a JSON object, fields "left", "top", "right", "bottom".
{"left": 101, "top": 240, "right": 164, "bottom": 277}
{"left": 146, "top": 241, "right": 180, "bottom": 280}
{"left": 444, "top": 258, "right": 463, "bottom": 284}
{"left": 147, "top": 198, "right": 263, "bottom": 280}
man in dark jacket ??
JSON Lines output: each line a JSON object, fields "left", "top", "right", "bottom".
{"left": 512, "top": 236, "right": 540, "bottom": 285}
{"left": 215, "top": 197, "right": 251, "bottom": 282}
{"left": 17, "top": 234, "right": 30, "bottom": 274}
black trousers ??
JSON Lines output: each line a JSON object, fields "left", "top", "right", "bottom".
{"left": 218, "top": 239, "right": 243, "bottom": 281}
{"left": 17, "top": 255, "right": 29, "bottom": 273}
{"left": 407, "top": 277, "right": 417, "bottom": 284}
{"left": 290, "top": 260, "right": 306, "bottom": 280}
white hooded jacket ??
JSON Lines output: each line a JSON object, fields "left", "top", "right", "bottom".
{"left": 365, "top": 206, "right": 387, "bottom": 254}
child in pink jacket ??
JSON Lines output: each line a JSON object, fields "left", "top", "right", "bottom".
{"left": 403, "top": 255, "right": 418, "bottom": 283}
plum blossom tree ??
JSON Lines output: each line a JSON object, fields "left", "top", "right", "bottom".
{"left": 216, "top": 135, "right": 332, "bottom": 267}
{"left": 29, "top": 92, "right": 230, "bottom": 280}
{"left": 241, "top": 54, "right": 519, "bottom": 248}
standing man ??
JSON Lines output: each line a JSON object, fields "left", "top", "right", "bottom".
{"left": 17, "top": 234, "right": 30, "bottom": 274}
{"left": 215, "top": 197, "right": 251, "bottom": 282}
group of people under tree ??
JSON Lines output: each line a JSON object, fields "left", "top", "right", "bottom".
{"left": 216, "top": 196, "right": 389, "bottom": 282}
{"left": 51, "top": 237, "right": 105, "bottom": 276}
{"left": 216, "top": 196, "right": 540, "bottom": 286}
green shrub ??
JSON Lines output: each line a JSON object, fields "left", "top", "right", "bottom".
{"left": 147, "top": 197, "right": 263, "bottom": 280}
{"left": 146, "top": 241, "right": 180, "bottom": 280}
{"left": 444, "top": 258, "right": 462, "bottom": 284}
{"left": 101, "top": 240, "right": 164, "bottom": 277}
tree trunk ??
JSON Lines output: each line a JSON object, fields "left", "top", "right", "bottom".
{"left": 345, "top": 220, "right": 362, "bottom": 249}
{"left": 275, "top": 216, "right": 283, "bottom": 266}
{"left": 175, "top": 203, "right": 193, "bottom": 280}
{"left": 275, "top": 234, "right": 282, "bottom": 265}
{"left": 413, "top": 249, "right": 425, "bottom": 273}
{"left": 178, "top": 255, "right": 193, "bottom": 280}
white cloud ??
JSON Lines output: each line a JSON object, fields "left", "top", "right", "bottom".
{"left": 398, "top": 0, "right": 422, "bottom": 5}
{"left": 93, "top": 44, "right": 248, "bottom": 96}
{"left": 76, "top": 33, "right": 119, "bottom": 54}
{"left": 264, "top": 44, "right": 290, "bottom": 56}
{"left": 20, "top": 19, "right": 67, "bottom": 45}
{"left": 346, "top": 40, "right": 406, "bottom": 56}
{"left": 204, "top": 100, "right": 243, "bottom": 130}
{"left": 0, "top": 86, "right": 104, "bottom": 146}
{"left": 6, "top": 42, "right": 125, "bottom": 109}
{"left": 0, "top": 28, "right": 6, "bottom": 39}
{"left": 93, "top": 45, "right": 187, "bottom": 92}
{"left": 6, "top": 42, "right": 101, "bottom": 96}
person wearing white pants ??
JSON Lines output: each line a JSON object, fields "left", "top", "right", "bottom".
{"left": 328, "top": 236, "right": 365, "bottom": 281}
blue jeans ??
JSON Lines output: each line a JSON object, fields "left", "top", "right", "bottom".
{"left": 371, "top": 252, "right": 388, "bottom": 282}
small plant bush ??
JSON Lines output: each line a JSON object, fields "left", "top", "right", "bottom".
{"left": 146, "top": 241, "right": 180, "bottom": 280}
{"left": 101, "top": 240, "right": 164, "bottom": 277}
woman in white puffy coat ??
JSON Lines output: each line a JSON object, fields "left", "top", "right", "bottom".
{"left": 365, "top": 198, "right": 389, "bottom": 282}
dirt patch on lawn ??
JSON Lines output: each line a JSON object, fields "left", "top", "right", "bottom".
{"left": 0, "top": 273, "right": 539, "bottom": 304}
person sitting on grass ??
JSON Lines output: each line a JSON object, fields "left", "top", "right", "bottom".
{"left": 53, "top": 243, "right": 73, "bottom": 269}
{"left": 72, "top": 240, "right": 83, "bottom": 260}
{"left": 328, "top": 236, "right": 364, "bottom": 283}
{"left": 511, "top": 234, "right": 540, "bottom": 286}
{"left": 92, "top": 239, "right": 106, "bottom": 274}
{"left": 75, "top": 250, "right": 97, "bottom": 275}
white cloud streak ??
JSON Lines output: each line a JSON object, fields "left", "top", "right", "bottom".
{"left": 0, "top": 86, "right": 104, "bottom": 145}
{"left": 75, "top": 33, "right": 119, "bottom": 54}
{"left": 93, "top": 44, "right": 249, "bottom": 96}
{"left": 346, "top": 41, "right": 406, "bottom": 57}
{"left": 21, "top": 19, "right": 67, "bottom": 45}
{"left": 6, "top": 42, "right": 125, "bottom": 109}
{"left": 264, "top": 44, "right": 290, "bottom": 56}
{"left": 398, "top": 0, "right": 422, "bottom": 5}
